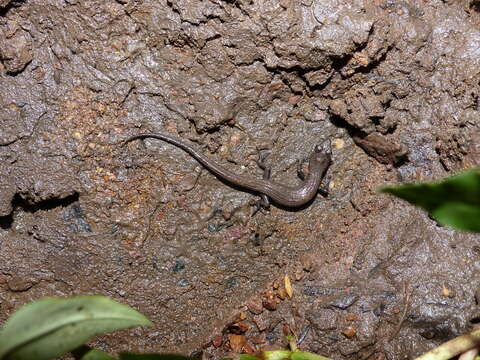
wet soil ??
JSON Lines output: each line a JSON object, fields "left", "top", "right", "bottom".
{"left": 1, "top": 0, "right": 480, "bottom": 359}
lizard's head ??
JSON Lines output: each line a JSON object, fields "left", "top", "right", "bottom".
{"left": 311, "top": 140, "right": 332, "bottom": 168}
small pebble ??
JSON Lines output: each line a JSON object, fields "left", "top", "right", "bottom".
{"left": 332, "top": 138, "right": 345, "bottom": 149}
{"left": 228, "top": 334, "right": 245, "bottom": 353}
{"left": 263, "top": 298, "right": 277, "bottom": 311}
{"left": 212, "top": 334, "right": 223, "bottom": 348}
{"left": 178, "top": 279, "right": 189, "bottom": 287}
{"left": 345, "top": 313, "right": 359, "bottom": 321}
{"left": 442, "top": 285, "right": 454, "bottom": 298}
{"left": 247, "top": 298, "right": 264, "bottom": 315}
{"left": 341, "top": 326, "right": 357, "bottom": 339}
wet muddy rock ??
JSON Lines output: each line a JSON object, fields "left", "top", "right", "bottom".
{"left": 1, "top": 1, "right": 480, "bottom": 359}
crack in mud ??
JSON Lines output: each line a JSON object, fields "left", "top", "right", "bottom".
{"left": 0, "top": 192, "right": 80, "bottom": 230}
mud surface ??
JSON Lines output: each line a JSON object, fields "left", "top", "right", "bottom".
{"left": 1, "top": 0, "right": 480, "bottom": 359}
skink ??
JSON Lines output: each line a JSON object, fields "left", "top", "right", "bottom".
{"left": 124, "top": 132, "right": 332, "bottom": 208}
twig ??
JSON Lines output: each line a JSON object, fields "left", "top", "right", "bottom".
{"left": 389, "top": 281, "right": 412, "bottom": 341}
{"left": 458, "top": 347, "right": 479, "bottom": 360}
{"left": 415, "top": 330, "right": 480, "bottom": 360}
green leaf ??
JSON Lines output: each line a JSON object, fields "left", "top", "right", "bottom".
{"left": 291, "top": 351, "right": 331, "bottom": 360}
{"left": 72, "top": 346, "right": 117, "bottom": 360}
{"left": 433, "top": 202, "right": 480, "bottom": 232}
{"left": 78, "top": 349, "right": 117, "bottom": 360}
{"left": 120, "top": 354, "right": 192, "bottom": 360}
{"left": 380, "top": 169, "right": 480, "bottom": 232}
{"left": 239, "top": 355, "right": 262, "bottom": 360}
{"left": 80, "top": 350, "right": 117, "bottom": 360}
{"left": 263, "top": 351, "right": 292, "bottom": 360}
{"left": 0, "top": 295, "right": 153, "bottom": 360}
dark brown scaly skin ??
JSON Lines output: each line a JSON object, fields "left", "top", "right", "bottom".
{"left": 124, "top": 133, "right": 332, "bottom": 208}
